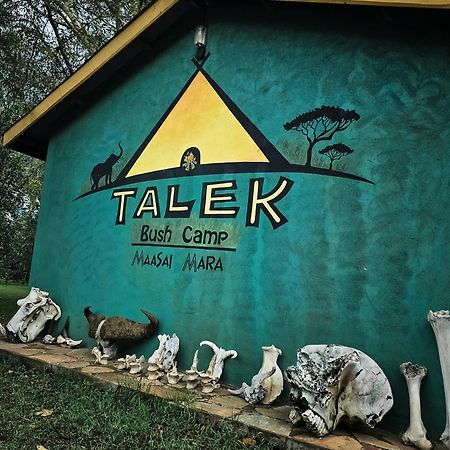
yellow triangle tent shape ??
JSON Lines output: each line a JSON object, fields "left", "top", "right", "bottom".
{"left": 121, "top": 69, "right": 287, "bottom": 179}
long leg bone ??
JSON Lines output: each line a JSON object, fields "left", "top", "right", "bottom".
{"left": 400, "top": 362, "right": 432, "bottom": 450}
{"left": 428, "top": 310, "right": 450, "bottom": 447}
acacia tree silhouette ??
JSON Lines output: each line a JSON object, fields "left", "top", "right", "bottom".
{"left": 283, "top": 106, "right": 360, "bottom": 167}
{"left": 319, "top": 143, "right": 354, "bottom": 170}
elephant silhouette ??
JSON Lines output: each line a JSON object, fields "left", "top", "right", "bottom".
{"left": 90, "top": 142, "right": 123, "bottom": 190}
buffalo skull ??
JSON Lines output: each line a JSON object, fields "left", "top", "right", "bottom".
{"left": 84, "top": 306, "right": 159, "bottom": 358}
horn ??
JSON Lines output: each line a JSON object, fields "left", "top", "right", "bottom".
{"left": 83, "top": 306, "right": 97, "bottom": 324}
{"left": 225, "top": 350, "right": 238, "bottom": 359}
{"left": 200, "top": 340, "right": 219, "bottom": 353}
{"left": 141, "top": 309, "right": 159, "bottom": 332}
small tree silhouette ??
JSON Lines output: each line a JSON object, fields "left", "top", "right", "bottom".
{"left": 283, "top": 106, "right": 360, "bottom": 167}
{"left": 319, "top": 143, "right": 354, "bottom": 170}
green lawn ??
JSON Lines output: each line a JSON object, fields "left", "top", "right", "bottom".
{"left": 0, "top": 282, "right": 28, "bottom": 324}
{"left": 0, "top": 357, "right": 275, "bottom": 450}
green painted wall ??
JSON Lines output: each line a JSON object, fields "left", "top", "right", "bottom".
{"left": 30, "top": 3, "right": 450, "bottom": 437}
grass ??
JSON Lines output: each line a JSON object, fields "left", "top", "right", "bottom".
{"left": 0, "top": 282, "right": 29, "bottom": 324}
{"left": 0, "top": 357, "right": 276, "bottom": 450}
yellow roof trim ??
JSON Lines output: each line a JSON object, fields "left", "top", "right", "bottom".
{"left": 275, "top": 0, "right": 450, "bottom": 7}
{"left": 3, "top": 0, "right": 180, "bottom": 148}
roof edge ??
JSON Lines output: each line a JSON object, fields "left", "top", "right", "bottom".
{"left": 274, "top": 0, "right": 450, "bottom": 7}
{"left": 2, "top": 0, "right": 181, "bottom": 152}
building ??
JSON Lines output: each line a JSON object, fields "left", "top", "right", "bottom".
{"left": 4, "top": 0, "right": 450, "bottom": 437}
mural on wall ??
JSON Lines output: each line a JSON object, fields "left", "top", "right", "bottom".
{"left": 75, "top": 62, "right": 373, "bottom": 273}
{"left": 77, "top": 63, "right": 372, "bottom": 200}
{"left": 90, "top": 142, "right": 124, "bottom": 190}
{"left": 283, "top": 106, "right": 360, "bottom": 171}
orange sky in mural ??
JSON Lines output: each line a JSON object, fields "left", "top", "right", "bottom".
{"left": 126, "top": 71, "right": 269, "bottom": 178}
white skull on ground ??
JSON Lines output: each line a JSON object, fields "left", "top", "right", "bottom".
{"left": 285, "top": 344, "right": 393, "bottom": 436}
{"left": 6, "top": 287, "right": 61, "bottom": 343}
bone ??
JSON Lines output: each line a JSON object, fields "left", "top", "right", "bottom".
{"left": 42, "top": 334, "right": 55, "bottom": 344}
{"left": 400, "top": 362, "right": 432, "bottom": 450}
{"left": 161, "top": 334, "right": 179, "bottom": 372}
{"left": 229, "top": 367, "right": 276, "bottom": 404}
{"left": 94, "top": 321, "right": 117, "bottom": 358}
{"left": 285, "top": 344, "right": 393, "bottom": 437}
{"left": 92, "top": 347, "right": 109, "bottom": 365}
{"left": 129, "top": 355, "right": 146, "bottom": 374}
{"left": 84, "top": 307, "right": 158, "bottom": 341}
{"left": 56, "top": 330, "right": 82, "bottom": 348}
{"left": 428, "top": 310, "right": 450, "bottom": 447}
{"left": 186, "top": 379, "right": 200, "bottom": 390}
{"left": 200, "top": 340, "right": 237, "bottom": 381}
{"left": 184, "top": 350, "right": 200, "bottom": 383}
{"left": 258, "top": 345, "right": 283, "bottom": 404}
{"left": 185, "top": 350, "right": 199, "bottom": 375}
{"left": 167, "top": 363, "right": 183, "bottom": 385}
{"left": 0, "top": 323, "right": 6, "bottom": 339}
{"left": 6, "top": 287, "right": 61, "bottom": 343}
{"left": 148, "top": 334, "right": 170, "bottom": 368}
{"left": 147, "top": 370, "right": 164, "bottom": 381}
{"left": 119, "top": 354, "right": 137, "bottom": 369}
{"left": 116, "top": 357, "right": 128, "bottom": 370}
{"left": 201, "top": 381, "right": 220, "bottom": 394}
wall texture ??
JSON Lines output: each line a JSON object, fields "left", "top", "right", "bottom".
{"left": 30, "top": 2, "right": 450, "bottom": 437}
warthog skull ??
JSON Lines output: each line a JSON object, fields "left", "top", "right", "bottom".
{"left": 84, "top": 307, "right": 159, "bottom": 357}
{"left": 285, "top": 344, "right": 393, "bottom": 436}
{"left": 6, "top": 287, "right": 61, "bottom": 343}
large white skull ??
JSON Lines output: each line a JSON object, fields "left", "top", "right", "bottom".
{"left": 285, "top": 344, "right": 393, "bottom": 436}
{"left": 6, "top": 287, "right": 61, "bottom": 343}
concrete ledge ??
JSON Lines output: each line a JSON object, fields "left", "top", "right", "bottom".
{"left": 0, "top": 340, "right": 422, "bottom": 450}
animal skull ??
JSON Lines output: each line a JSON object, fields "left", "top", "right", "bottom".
{"left": 84, "top": 306, "right": 159, "bottom": 358}
{"left": 285, "top": 344, "right": 393, "bottom": 436}
{"left": 6, "top": 287, "right": 61, "bottom": 343}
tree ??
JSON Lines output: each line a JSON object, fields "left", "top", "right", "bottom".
{"left": 0, "top": 0, "right": 151, "bottom": 282}
{"left": 319, "top": 143, "right": 354, "bottom": 170}
{"left": 283, "top": 106, "right": 360, "bottom": 167}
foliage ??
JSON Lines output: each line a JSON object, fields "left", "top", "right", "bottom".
{"left": 0, "top": 149, "right": 43, "bottom": 282}
{"left": 283, "top": 106, "right": 359, "bottom": 167}
{"left": 0, "top": 357, "right": 275, "bottom": 450}
{"left": 0, "top": 282, "right": 28, "bottom": 323}
{"left": 0, "top": 0, "right": 152, "bottom": 282}
{"left": 319, "top": 143, "right": 354, "bottom": 170}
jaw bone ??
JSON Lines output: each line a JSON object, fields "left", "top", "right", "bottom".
{"left": 400, "top": 362, "right": 432, "bottom": 450}
{"left": 6, "top": 287, "right": 61, "bottom": 343}
{"left": 229, "top": 367, "right": 276, "bottom": 404}
{"left": 56, "top": 326, "right": 82, "bottom": 348}
{"left": 428, "top": 310, "right": 450, "bottom": 447}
